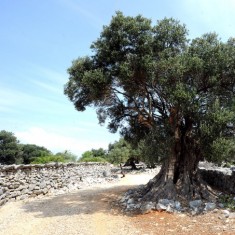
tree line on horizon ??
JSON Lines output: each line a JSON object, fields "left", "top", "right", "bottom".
{"left": 0, "top": 130, "right": 77, "bottom": 165}
{"left": 0, "top": 129, "right": 144, "bottom": 166}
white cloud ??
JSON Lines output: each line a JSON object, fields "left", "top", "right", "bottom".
{"left": 15, "top": 127, "right": 113, "bottom": 157}
{"left": 30, "top": 65, "right": 67, "bottom": 84}
{"left": 0, "top": 87, "right": 37, "bottom": 114}
{"left": 31, "top": 80, "right": 62, "bottom": 95}
{"left": 59, "top": 0, "right": 104, "bottom": 29}
{"left": 24, "top": 64, "right": 67, "bottom": 95}
{"left": 0, "top": 81, "right": 68, "bottom": 116}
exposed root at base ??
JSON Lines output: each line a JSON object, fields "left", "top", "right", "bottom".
{"left": 119, "top": 174, "right": 221, "bottom": 215}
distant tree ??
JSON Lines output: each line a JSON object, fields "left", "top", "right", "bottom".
{"left": 31, "top": 155, "right": 66, "bottom": 164}
{"left": 0, "top": 130, "right": 22, "bottom": 165}
{"left": 64, "top": 12, "right": 235, "bottom": 202}
{"left": 79, "top": 156, "right": 107, "bottom": 163}
{"left": 79, "top": 149, "right": 107, "bottom": 162}
{"left": 91, "top": 148, "right": 107, "bottom": 158}
{"left": 80, "top": 150, "right": 93, "bottom": 159}
{"left": 55, "top": 150, "right": 77, "bottom": 162}
{"left": 21, "top": 144, "right": 52, "bottom": 164}
{"left": 107, "top": 139, "right": 140, "bottom": 167}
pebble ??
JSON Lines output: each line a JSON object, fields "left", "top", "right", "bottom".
{"left": 229, "top": 212, "right": 235, "bottom": 219}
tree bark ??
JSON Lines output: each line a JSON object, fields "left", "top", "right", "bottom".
{"left": 138, "top": 115, "right": 214, "bottom": 203}
{"left": 124, "top": 157, "right": 138, "bottom": 170}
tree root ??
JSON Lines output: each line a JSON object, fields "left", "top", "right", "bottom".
{"left": 126, "top": 171, "right": 218, "bottom": 207}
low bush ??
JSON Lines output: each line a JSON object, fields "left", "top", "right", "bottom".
{"left": 31, "top": 155, "right": 66, "bottom": 164}
{"left": 78, "top": 156, "right": 107, "bottom": 163}
{"left": 219, "top": 194, "right": 235, "bottom": 211}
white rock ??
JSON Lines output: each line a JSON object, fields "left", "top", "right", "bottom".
{"left": 191, "top": 210, "right": 197, "bottom": 216}
{"left": 166, "top": 205, "right": 174, "bottom": 213}
{"left": 120, "top": 197, "right": 126, "bottom": 203}
{"left": 229, "top": 212, "right": 235, "bottom": 219}
{"left": 218, "top": 203, "right": 224, "bottom": 208}
{"left": 174, "top": 201, "right": 181, "bottom": 210}
{"left": 204, "top": 202, "right": 216, "bottom": 211}
{"left": 158, "top": 199, "right": 172, "bottom": 206}
{"left": 127, "top": 198, "right": 134, "bottom": 204}
{"left": 189, "top": 200, "right": 202, "bottom": 209}
{"left": 222, "top": 210, "right": 230, "bottom": 218}
{"left": 126, "top": 204, "right": 135, "bottom": 210}
{"left": 140, "top": 202, "right": 155, "bottom": 214}
{"left": 156, "top": 203, "right": 167, "bottom": 211}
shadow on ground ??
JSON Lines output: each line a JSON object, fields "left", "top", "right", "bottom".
{"left": 21, "top": 184, "right": 137, "bottom": 218}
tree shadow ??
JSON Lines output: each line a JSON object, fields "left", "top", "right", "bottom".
{"left": 21, "top": 184, "right": 138, "bottom": 218}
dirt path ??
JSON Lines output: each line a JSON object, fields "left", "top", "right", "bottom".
{"left": 0, "top": 173, "right": 235, "bottom": 235}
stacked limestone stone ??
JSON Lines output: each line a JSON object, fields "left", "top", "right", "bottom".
{"left": 199, "top": 163, "right": 235, "bottom": 194}
{"left": 0, "top": 162, "right": 113, "bottom": 206}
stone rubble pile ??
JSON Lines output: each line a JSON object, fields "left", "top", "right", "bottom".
{"left": 118, "top": 162, "right": 235, "bottom": 216}
{"left": 120, "top": 189, "right": 235, "bottom": 218}
{"left": 0, "top": 162, "right": 118, "bottom": 206}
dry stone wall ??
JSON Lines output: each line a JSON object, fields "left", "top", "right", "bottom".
{"left": 199, "top": 165, "right": 235, "bottom": 194}
{"left": 0, "top": 162, "right": 114, "bottom": 206}
{"left": 1, "top": 161, "right": 234, "bottom": 207}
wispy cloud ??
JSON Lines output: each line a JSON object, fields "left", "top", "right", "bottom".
{"left": 0, "top": 83, "right": 67, "bottom": 116}
{"left": 31, "top": 80, "right": 63, "bottom": 95}
{"left": 59, "top": 0, "right": 105, "bottom": 30}
{"left": 32, "top": 65, "right": 67, "bottom": 84}
{"left": 23, "top": 64, "right": 69, "bottom": 96}
{"left": 0, "top": 87, "right": 33, "bottom": 110}
{"left": 1, "top": 62, "right": 68, "bottom": 96}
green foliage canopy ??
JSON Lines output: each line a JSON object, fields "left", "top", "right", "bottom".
{"left": 55, "top": 150, "right": 77, "bottom": 162}
{"left": 0, "top": 130, "right": 22, "bottom": 165}
{"left": 21, "top": 144, "right": 52, "bottom": 164}
{"left": 65, "top": 12, "right": 235, "bottom": 166}
{"left": 79, "top": 148, "right": 108, "bottom": 162}
{"left": 31, "top": 155, "right": 66, "bottom": 164}
{"left": 107, "top": 138, "right": 140, "bottom": 164}
{"left": 32, "top": 150, "right": 78, "bottom": 164}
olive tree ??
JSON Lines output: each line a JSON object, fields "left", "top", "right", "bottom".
{"left": 0, "top": 130, "right": 22, "bottom": 164}
{"left": 64, "top": 12, "right": 235, "bottom": 202}
{"left": 21, "top": 144, "right": 52, "bottom": 164}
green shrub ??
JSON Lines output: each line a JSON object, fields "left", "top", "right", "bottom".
{"left": 78, "top": 156, "right": 107, "bottom": 163}
{"left": 219, "top": 194, "right": 235, "bottom": 211}
{"left": 31, "top": 155, "right": 66, "bottom": 164}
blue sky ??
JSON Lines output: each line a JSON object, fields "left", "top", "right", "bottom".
{"left": 1, "top": 0, "right": 235, "bottom": 157}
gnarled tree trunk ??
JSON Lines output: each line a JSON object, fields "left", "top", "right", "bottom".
{"left": 139, "top": 114, "right": 214, "bottom": 203}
